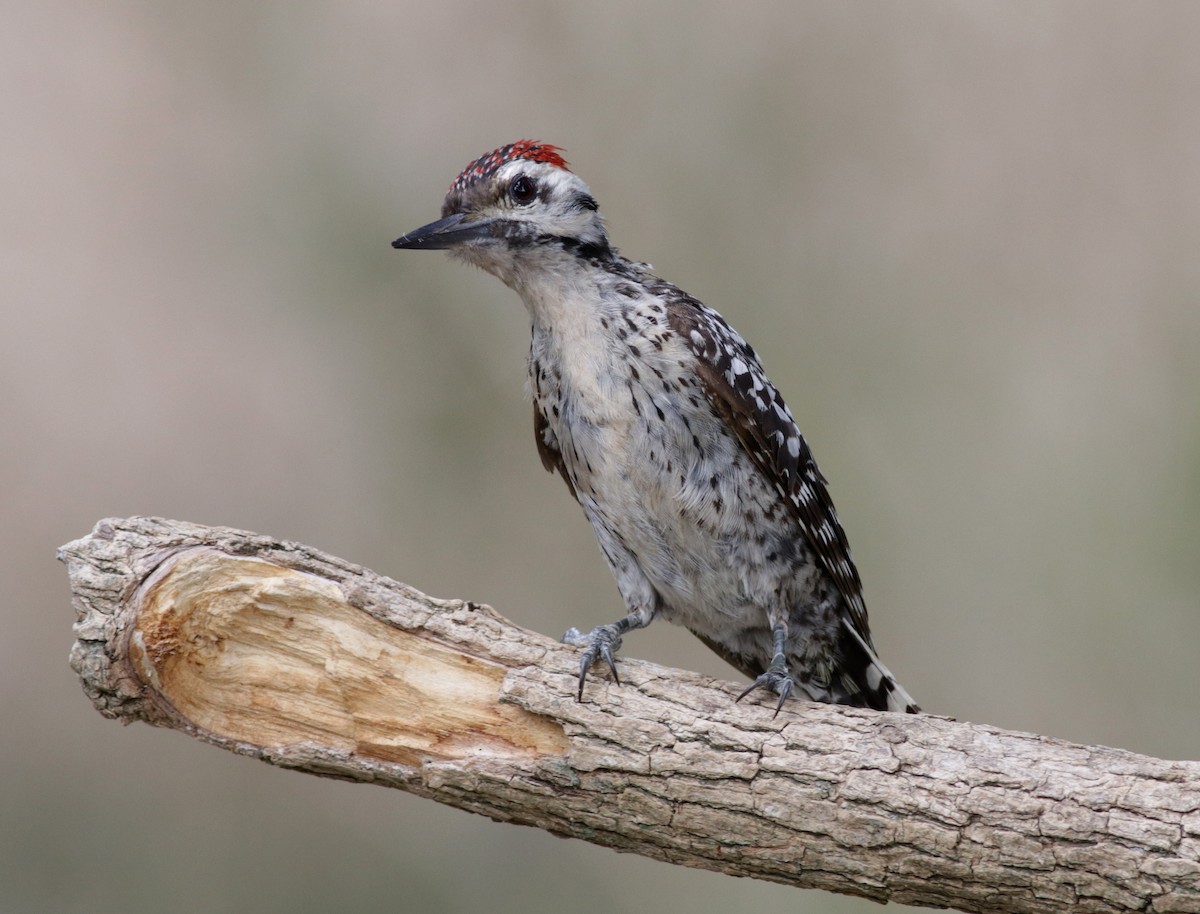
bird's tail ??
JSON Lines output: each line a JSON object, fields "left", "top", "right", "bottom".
{"left": 834, "top": 618, "right": 921, "bottom": 713}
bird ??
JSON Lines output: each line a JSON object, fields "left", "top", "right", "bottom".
{"left": 392, "top": 140, "right": 919, "bottom": 714}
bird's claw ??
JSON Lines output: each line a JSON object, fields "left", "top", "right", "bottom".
{"left": 562, "top": 624, "right": 624, "bottom": 701}
{"left": 736, "top": 656, "right": 795, "bottom": 717}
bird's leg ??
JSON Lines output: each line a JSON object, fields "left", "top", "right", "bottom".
{"left": 736, "top": 617, "right": 795, "bottom": 716}
{"left": 562, "top": 605, "right": 653, "bottom": 702}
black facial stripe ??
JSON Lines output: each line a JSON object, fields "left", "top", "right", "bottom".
{"left": 551, "top": 234, "right": 611, "bottom": 261}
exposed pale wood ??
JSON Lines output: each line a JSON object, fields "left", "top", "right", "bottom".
{"left": 62, "top": 517, "right": 1200, "bottom": 914}
{"left": 126, "top": 550, "right": 566, "bottom": 765}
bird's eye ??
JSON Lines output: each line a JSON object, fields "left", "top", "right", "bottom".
{"left": 510, "top": 174, "right": 537, "bottom": 205}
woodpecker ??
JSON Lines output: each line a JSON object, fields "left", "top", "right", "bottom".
{"left": 393, "top": 141, "right": 919, "bottom": 714}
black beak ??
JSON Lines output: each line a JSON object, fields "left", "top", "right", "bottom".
{"left": 391, "top": 213, "right": 497, "bottom": 250}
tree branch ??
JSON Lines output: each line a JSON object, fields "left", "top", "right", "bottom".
{"left": 61, "top": 517, "right": 1200, "bottom": 913}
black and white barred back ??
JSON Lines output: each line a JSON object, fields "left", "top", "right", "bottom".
{"left": 393, "top": 141, "right": 919, "bottom": 714}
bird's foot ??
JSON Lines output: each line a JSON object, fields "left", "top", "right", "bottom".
{"left": 736, "top": 653, "right": 795, "bottom": 717}
{"left": 562, "top": 624, "right": 624, "bottom": 701}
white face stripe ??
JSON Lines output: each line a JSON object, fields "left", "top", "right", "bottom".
{"left": 491, "top": 161, "right": 606, "bottom": 246}
{"left": 495, "top": 160, "right": 586, "bottom": 197}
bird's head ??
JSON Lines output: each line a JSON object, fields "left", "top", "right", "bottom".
{"left": 392, "top": 141, "right": 609, "bottom": 286}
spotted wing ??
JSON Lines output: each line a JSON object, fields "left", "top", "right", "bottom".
{"left": 665, "top": 288, "right": 873, "bottom": 645}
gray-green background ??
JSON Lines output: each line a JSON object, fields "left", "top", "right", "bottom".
{"left": 6, "top": 3, "right": 1200, "bottom": 912}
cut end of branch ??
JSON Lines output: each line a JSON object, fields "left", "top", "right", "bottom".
{"left": 124, "top": 546, "right": 569, "bottom": 765}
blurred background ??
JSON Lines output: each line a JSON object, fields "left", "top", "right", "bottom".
{"left": 4, "top": 2, "right": 1200, "bottom": 912}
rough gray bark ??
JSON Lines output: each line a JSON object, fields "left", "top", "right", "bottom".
{"left": 61, "top": 516, "right": 1200, "bottom": 913}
